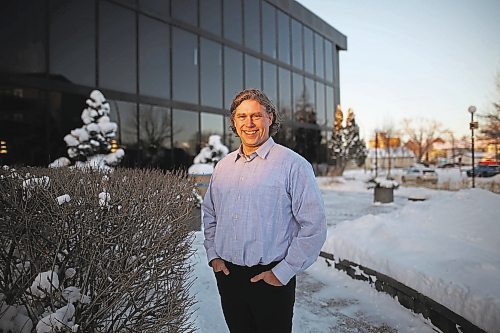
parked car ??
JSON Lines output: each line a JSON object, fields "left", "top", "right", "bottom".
{"left": 466, "top": 164, "right": 500, "bottom": 178}
{"left": 402, "top": 165, "right": 438, "bottom": 185}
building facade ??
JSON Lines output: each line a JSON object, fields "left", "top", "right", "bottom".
{"left": 0, "top": 0, "right": 347, "bottom": 169}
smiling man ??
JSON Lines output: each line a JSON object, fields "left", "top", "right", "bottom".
{"left": 203, "top": 88, "right": 326, "bottom": 333}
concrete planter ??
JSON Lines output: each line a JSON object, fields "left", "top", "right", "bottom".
{"left": 374, "top": 187, "right": 394, "bottom": 203}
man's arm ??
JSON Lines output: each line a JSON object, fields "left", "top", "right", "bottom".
{"left": 202, "top": 177, "right": 221, "bottom": 265}
{"left": 271, "top": 162, "right": 327, "bottom": 285}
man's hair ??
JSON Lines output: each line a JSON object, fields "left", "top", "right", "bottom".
{"left": 229, "top": 88, "right": 281, "bottom": 136}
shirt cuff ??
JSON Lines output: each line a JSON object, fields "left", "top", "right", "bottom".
{"left": 206, "top": 248, "right": 219, "bottom": 267}
{"left": 272, "top": 260, "right": 296, "bottom": 285}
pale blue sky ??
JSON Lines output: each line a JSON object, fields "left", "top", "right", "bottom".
{"left": 296, "top": 0, "right": 500, "bottom": 139}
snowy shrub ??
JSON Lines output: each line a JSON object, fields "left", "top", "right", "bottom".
{"left": 0, "top": 166, "right": 196, "bottom": 332}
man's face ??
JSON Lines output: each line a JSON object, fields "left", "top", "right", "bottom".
{"left": 233, "top": 99, "right": 273, "bottom": 155}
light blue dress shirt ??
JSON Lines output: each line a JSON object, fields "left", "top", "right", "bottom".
{"left": 203, "top": 137, "right": 327, "bottom": 285}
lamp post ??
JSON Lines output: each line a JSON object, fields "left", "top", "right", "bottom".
{"left": 468, "top": 105, "right": 478, "bottom": 188}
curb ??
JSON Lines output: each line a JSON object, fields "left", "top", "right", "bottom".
{"left": 319, "top": 251, "right": 486, "bottom": 333}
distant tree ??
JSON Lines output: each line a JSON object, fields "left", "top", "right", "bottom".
{"left": 402, "top": 118, "right": 443, "bottom": 163}
{"left": 478, "top": 73, "right": 500, "bottom": 162}
{"left": 329, "top": 106, "right": 367, "bottom": 175}
{"left": 343, "top": 108, "right": 367, "bottom": 167}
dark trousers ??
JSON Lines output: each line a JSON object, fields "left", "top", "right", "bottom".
{"left": 214, "top": 261, "right": 296, "bottom": 333}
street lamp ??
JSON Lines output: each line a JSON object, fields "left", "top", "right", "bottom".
{"left": 468, "top": 105, "right": 478, "bottom": 188}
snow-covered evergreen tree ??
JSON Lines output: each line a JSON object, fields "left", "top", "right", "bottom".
{"left": 49, "top": 90, "right": 124, "bottom": 169}
{"left": 344, "top": 108, "right": 368, "bottom": 167}
{"left": 329, "top": 106, "right": 367, "bottom": 175}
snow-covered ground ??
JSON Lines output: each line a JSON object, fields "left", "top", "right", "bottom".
{"left": 190, "top": 168, "right": 500, "bottom": 332}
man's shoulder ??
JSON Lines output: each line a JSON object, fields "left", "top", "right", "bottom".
{"left": 272, "top": 142, "right": 311, "bottom": 166}
{"left": 213, "top": 150, "right": 238, "bottom": 171}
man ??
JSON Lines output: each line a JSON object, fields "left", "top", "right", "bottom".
{"left": 203, "top": 88, "right": 326, "bottom": 332}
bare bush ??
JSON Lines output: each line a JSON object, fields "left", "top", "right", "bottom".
{"left": 0, "top": 166, "right": 196, "bottom": 332}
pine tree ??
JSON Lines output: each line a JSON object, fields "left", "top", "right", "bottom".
{"left": 50, "top": 90, "right": 124, "bottom": 169}
{"left": 344, "top": 108, "right": 367, "bottom": 167}
{"left": 329, "top": 106, "right": 367, "bottom": 175}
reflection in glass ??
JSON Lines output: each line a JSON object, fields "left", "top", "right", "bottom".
{"left": 262, "top": 2, "right": 276, "bottom": 58}
{"left": 294, "top": 77, "right": 321, "bottom": 163}
{"left": 223, "top": 0, "right": 242, "bottom": 44}
{"left": 0, "top": 1, "right": 46, "bottom": 73}
{"left": 201, "top": 38, "right": 223, "bottom": 108}
{"left": 314, "top": 33, "right": 324, "bottom": 79}
{"left": 291, "top": 19, "right": 303, "bottom": 70}
{"left": 139, "top": 105, "right": 172, "bottom": 169}
{"left": 200, "top": 0, "right": 222, "bottom": 36}
{"left": 172, "top": 0, "right": 197, "bottom": 26}
{"left": 139, "top": 15, "right": 170, "bottom": 98}
{"left": 263, "top": 62, "right": 277, "bottom": 108}
{"left": 172, "top": 27, "right": 199, "bottom": 104}
{"left": 305, "top": 77, "right": 315, "bottom": 112}
{"left": 109, "top": 99, "right": 138, "bottom": 166}
{"left": 245, "top": 55, "right": 261, "bottom": 90}
{"left": 278, "top": 67, "right": 292, "bottom": 121}
{"left": 50, "top": 0, "right": 95, "bottom": 86}
{"left": 326, "top": 86, "right": 334, "bottom": 127}
{"left": 292, "top": 73, "right": 303, "bottom": 112}
{"left": 315, "top": 81, "right": 326, "bottom": 126}
{"left": 303, "top": 27, "right": 314, "bottom": 74}
{"left": 243, "top": 0, "right": 260, "bottom": 52}
{"left": 224, "top": 115, "right": 240, "bottom": 152}
{"left": 325, "top": 40, "right": 334, "bottom": 83}
{"left": 99, "top": 2, "right": 136, "bottom": 93}
{"left": 277, "top": 10, "right": 290, "bottom": 64}
{"left": 201, "top": 112, "right": 223, "bottom": 145}
{"left": 224, "top": 47, "right": 243, "bottom": 108}
{"left": 173, "top": 109, "right": 199, "bottom": 168}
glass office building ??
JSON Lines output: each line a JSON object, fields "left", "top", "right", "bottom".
{"left": 0, "top": 0, "right": 347, "bottom": 170}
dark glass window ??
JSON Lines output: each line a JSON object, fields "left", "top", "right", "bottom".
{"left": 223, "top": 0, "right": 242, "bottom": 44}
{"left": 315, "top": 81, "right": 325, "bottom": 126}
{"left": 243, "top": 0, "right": 260, "bottom": 52}
{"left": 278, "top": 67, "right": 292, "bottom": 121}
{"left": 224, "top": 46, "right": 243, "bottom": 108}
{"left": 291, "top": 19, "right": 303, "bottom": 70}
{"left": 277, "top": 10, "right": 290, "bottom": 65}
{"left": 314, "top": 33, "right": 324, "bottom": 79}
{"left": 200, "top": 0, "right": 222, "bottom": 36}
{"left": 173, "top": 109, "right": 199, "bottom": 167}
{"left": 0, "top": 1, "right": 46, "bottom": 73}
{"left": 326, "top": 86, "right": 334, "bottom": 127}
{"left": 139, "top": 104, "right": 172, "bottom": 169}
{"left": 99, "top": 2, "right": 136, "bottom": 94}
{"left": 292, "top": 73, "right": 304, "bottom": 112}
{"left": 50, "top": 0, "right": 95, "bottom": 86}
{"left": 303, "top": 27, "right": 314, "bottom": 74}
{"left": 325, "top": 40, "right": 334, "bottom": 83}
{"left": 200, "top": 38, "right": 223, "bottom": 108}
{"left": 245, "top": 55, "right": 261, "bottom": 90}
{"left": 225, "top": 115, "right": 239, "bottom": 151}
{"left": 263, "top": 62, "right": 277, "bottom": 107}
{"left": 262, "top": 2, "right": 276, "bottom": 58}
{"left": 172, "top": 0, "right": 197, "bottom": 26}
{"left": 201, "top": 112, "right": 224, "bottom": 144}
{"left": 139, "top": 16, "right": 170, "bottom": 99}
{"left": 109, "top": 99, "right": 138, "bottom": 166}
{"left": 172, "top": 27, "right": 199, "bottom": 104}
{"left": 305, "top": 77, "right": 315, "bottom": 113}
{"left": 139, "top": 0, "right": 170, "bottom": 19}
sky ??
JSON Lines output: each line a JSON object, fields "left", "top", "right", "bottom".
{"left": 295, "top": 0, "right": 500, "bottom": 140}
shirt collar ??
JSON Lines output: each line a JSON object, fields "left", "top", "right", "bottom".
{"left": 235, "top": 137, "right": 275, "bottom": 162}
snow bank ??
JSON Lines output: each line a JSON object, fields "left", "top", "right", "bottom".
{"left": 324, "top": 188, "right": 500, "bottom": 333}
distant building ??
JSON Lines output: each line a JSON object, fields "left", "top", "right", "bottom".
{"left": 0, "top": 0, "right": 347, "bottom": 169}
{"left": 366, "top": 132, "right": 415, "bottom": 169}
